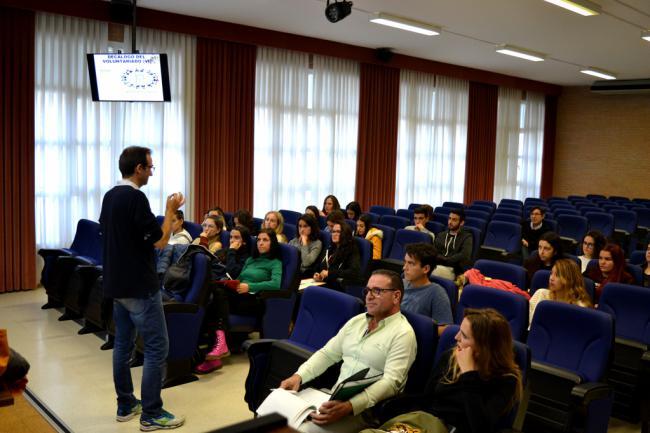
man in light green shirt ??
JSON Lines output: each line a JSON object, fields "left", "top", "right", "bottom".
{"left": 280, "top": 270, "right": 417, "bottom": 433}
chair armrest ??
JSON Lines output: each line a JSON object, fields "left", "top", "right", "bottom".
{"left": 74, "top": 264, "right": 103, "bottom": 277}
{"left": 531, "top": 361, "right": 582, "bottom": 384}
{"left": 163, "top": 302, "right": 199, "bottom": 315}
{"left": 57, "top": 255, "right": 94, "bottom": 266}
{"left": 38, "top": 248, "right": 73, "bottom": 258}
{"left": 571, "top": 382, "right": 611, "bottom": 406}
{"left": 257, "top": 289, "right": 293, "bottom": 300}
{"left": 243, "top": 338, "right": 277, "bottom": 353}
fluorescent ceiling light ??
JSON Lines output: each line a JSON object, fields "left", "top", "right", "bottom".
{"left": 581, "top": 67, "right": 617, "bottom": 80}
{"left": 642, "top": 30, "right": 650, "bottom": 42}
{"left": 369, "top": 13, "right": 441, "bottom": 36}
{"left": 495, "top": 44, "right": 545, "bottom": 62}
{"left": 543, "top": 0, "right": 601, "bottom": 16}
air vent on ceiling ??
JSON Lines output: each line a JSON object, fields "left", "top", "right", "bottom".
{"left": 590, "top": 79, "right": 650, "bottom": 94}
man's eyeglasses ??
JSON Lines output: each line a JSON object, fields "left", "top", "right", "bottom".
{"left": 363, "top": 287, "right": 397, "bottom": 297}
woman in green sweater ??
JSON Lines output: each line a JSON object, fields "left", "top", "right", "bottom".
{"left": 196, "top": 228, "right": 283, "bottom": 374}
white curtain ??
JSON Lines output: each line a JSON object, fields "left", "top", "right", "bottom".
{"left": 35, "top": 13, "right": 195, "bottom": 248}
{"left": 395, "top": 71, "right": 469, "bottom": 209}
{"left": 254, "top": 47, "right": 359, "bottom": 217}
{"left": 493, "top": 88, "right": 545, "bottom": 202}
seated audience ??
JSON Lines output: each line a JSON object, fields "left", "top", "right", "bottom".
{"left": 320, "top": 194, "right": 341, "bottom": 217}
{"left": 305, "top": 205, "right": 320, "bottom": 220}
{"left": 355, "top": 213, "right": 383, "bottom": 260}
{"left": 289, "top": 214, "right": 323, "bottom": 277}
{"left": 191, "top": 215, "right": 223, "bottom": 254}
{"left": 314, "top": 222, "right": 361, "bottom": 291}
{"left": 521, "top": 206, "right": 552, "bottom": 258}
{"left": 233, "top": 209, "right": 256, "bottom": 235}
{"left": 206, "top": 206, "right": 228, "bottom": 229}
{"left": 578, "top": 230, "right": 606, "bottom": 273}
{"left": 361, "top": 308, "right": 522, "bottom": 433}
{"left": 641, "top": 243, "right": 650, "bottom": 287}
{"left": 280, "top": 270, "right": 417, "bottom": 433}
{"left": 401, "top": 243, "right": 453, "bottom": 327}
{"left": 168, "top": 209, "right": 192, "bottom": 245}
{"left": 405, "top": 206, "right": 435, "bottom": 241}
{"left": 432, "top": 208, "right": 473, "bottom": 281}
{"left": 528, "top": 259, "right": 592, "bottom": 327}
{"left": 345, "top": 201, "right": 362, "bottom": 221}
{"left": 263, "top": 210, "right": 288, "bottom": 243}
{"left": 222, "top": 225, "right": 252, "bottom": 280}
{"left": 524, "top": 231, "right": 563, "bottom": 286}
{"left": 586, "top": 243, "right": 635, "bottom": 301}
{"left": 325, "top": 209, "right": 346, "bottom": 232}
{"left": 197, "top": 228, "right": 282, "bottom": 373}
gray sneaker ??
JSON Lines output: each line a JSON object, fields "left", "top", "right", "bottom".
{"left": 116, "top": 400, "right": 142, "bottom": 422}
{"left": 140, "top": 409, "right": 185, "bottom": 431}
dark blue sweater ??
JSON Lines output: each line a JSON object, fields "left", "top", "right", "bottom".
{"left": 100, "top": 184, "right": 162, "bottom": 298}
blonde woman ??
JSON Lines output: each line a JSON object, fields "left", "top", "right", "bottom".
{"left": 529, "top": 258, "right": 592, "bottom": 327}
{"left": 263, "top": 210, "right": 288, "bottom": 243}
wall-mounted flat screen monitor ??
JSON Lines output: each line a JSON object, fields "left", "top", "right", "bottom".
{"left": 87, "top": 53, "right": 171, "bottom": 102}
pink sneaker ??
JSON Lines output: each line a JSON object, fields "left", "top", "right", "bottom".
{"left": 194, "top": 359, "right": 222, "bottom": 375}
{"left": 205, "top": 330, "right": 230, "bottom": 360}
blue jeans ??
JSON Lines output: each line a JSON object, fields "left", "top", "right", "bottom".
{"left": 113, "top": 291, "right": 169, "bottom": 418}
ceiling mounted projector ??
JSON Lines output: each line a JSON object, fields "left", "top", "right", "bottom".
{"left": 325, "top": 0, "right": 353, "bottom": 23}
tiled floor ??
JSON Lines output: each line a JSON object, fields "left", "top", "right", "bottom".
{"left": 0, "top": 289, "right": 642, "bottom": 432}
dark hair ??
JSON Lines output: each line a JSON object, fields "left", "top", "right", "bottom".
{"left": 530, "top": 206, "right": 546, "bottom": 216}
{"left": 234, "top": 209, "right": 254, "bottom": 232}
{"left": 421, "top": 204, "right": 434, "bottom": 219}
{"left": 231, "top": 225, "right": 252, "bottom": 254}
{"left": 371, "top": 269, "right": 405, "bottom": 300}
{"left": 297, "top": 214, "right": 320, "bottom": 242}
{"left": 345, "top": 201, "right": 362, "bottom": 220}
{"left": 450, "top": 208, "right": 466, "bottom": 222}
{"left": 118, "top": 146, "right": 150, "bottom": 177}
{"left": 253, "top": 228, "right": 281, "bottom": 260}
{"left": 357, "top": 213, "right": 374, "bottom": 237}
{"left": 305, "top": 205, "right": 320, "bottom": 219}
{"left": 326, "top": 209, "right": 346, "bottom": 224}
{"left": 332, "top": 221, "right": 354, "bottom": 248}
{"left": 414, "top": 206, "right": 430, "bottom": 219}
{"left": 322, "top": 195, "right": 341, "bottom": 215}
{"left": 583, "top": 230, "right": 606, "bottom": 258}
{"left": 600, "top": 243, "right": 628, "bottom": 281}
{"left": 405, "top": 243, "right": 438, "bottom": 273}
{"left": 208, "top": 207, "right": 224, "bottom": 217}
{"left": 174, "top": 210, "right": 185, "bottom": 229}
{"left": 539, "top": 231, "right": 563, "bottom": 259}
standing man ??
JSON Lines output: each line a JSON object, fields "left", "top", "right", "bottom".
{"left": 100, "top": 146, "right": 185, "bottom": 430}
{"left": 432, "top": 209, "right": 473, "bottom": 281}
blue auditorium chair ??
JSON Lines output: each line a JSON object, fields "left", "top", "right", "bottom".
{"left": 379, "top": 214, "right": 410, "bottom": 231}
{"left": 388, "top": 229, "right": 433, "bottom": 260}
{"left": 603, "top": 204, "right": 626, "bottom": 213}
{"left": 455, "top": 285, "right": 529, "bottom": 341}
{"left": 431, "top": 212, "right": 448, "bottom": 225}
{"left": 479, "top": 221, "right": 522, "bottom": 263}
{"left": 585, "top": 212, "right": 615, "bottom": 238}
{"left": 629, "top": 250, "right": 645, "bottom": 265}
{"left": 586, "top": 194, "right": 607, "bottom": 200}
{"left": 568, "top": 195, "right": 586, "bottom": 202}
{"left": 366, "top": 212, "right": 381, "bottom": 225}
{"left": 243, "top": 286, "right": 364, "bottom": 411}
{"left": 557, "top": 214, "right": 588, "bottom": 253}
{"left": 465, "top": 209, "right": 490, "bottom": 221}
{"left": 407, "top": 203, "right": 422, "bottom": 210}
{"left": 373, "top": 223, "right": 395, "bottom": 259}
{"left": 472, "top": 199, "right": 496, "bottom": 210}
{"left": 464, "top": 216, "right": 487, "bottom": 233}
{"left": 434, "top": 206, "right": 452, "bottom": 216}
{"left": 494, "top": 206, "right": 523, "bottom": 217}
{"left": 529, "top": 269, "right": 551, "bottom": 295}
{"left": 283, "top": 223, "right": 296, "bottom": 241}
{"left": 38, "top": 219, "right": 102, "bottom": 307}
{"left": 343, "top": 237, "right": 373, "bottom": 299}
{"left": 491, "top": 213, "right": 522, "bottom": 224}
{"left": 552, "top": 208, "right": 580, "bottom": 217}
{"left": 463, "top": 225, "right": 481, "bottom": 265}
{"left": 425, "top": 220, "right": 446, "bottom": 235}
{"left": 500, "top": 198, "right": 524, "bottom": 208}
{"left": 611, "top": 209, "right": 637, "bottom": 247}
{"left": 279, "top": 209, "right": 301, "bottom": 227}
{"left": 442, "top": 201, "right": 465, "bottom": 209}
{"left": 545, "top": 218, "right": 558, "bottom": 232}
{"left": 525, "top": 302, "right": 614, "bottom": 433}
{"left": 185, "top": 221, "right": 202, "bottom": 239}
{"left": 369, "top": 205, "right": 395, "bottom": 216}
{"left": 344, "top": 218, "right": 356, "bottom": 233}
{"left": 473, "top": 259, "right": 528, "bottom": 291}
{"left": 252, "top": 217, "right": 263, "bottom": 232}
{"left": 468, "top": 203, "right": 495, "bottom": 216}
{"left": 598, "top": 283, "right": 650, "bottom": 430}
{"left": 229, "top": 243, "right": 301, "bottom": 339}
{"left": 395, "top": 208, "right": 414, "bottom": 223}
{"left": 318, "top": 230, "right": 331, "bottom": 251}
{"left": 579, "top": 206, "right": 602, "bottom": 215}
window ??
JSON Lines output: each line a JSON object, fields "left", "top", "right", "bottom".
{"left": 493, "top": 88, "right": 545, "bottom": 202}
{"left": 253, "top": 47, "right": 359, "bottom": 216}
{"left": 34, "top": 13, "right": 195, "bottom": 248}
{"left": 395, "top": 71, "right": 469, "bottom": 208}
